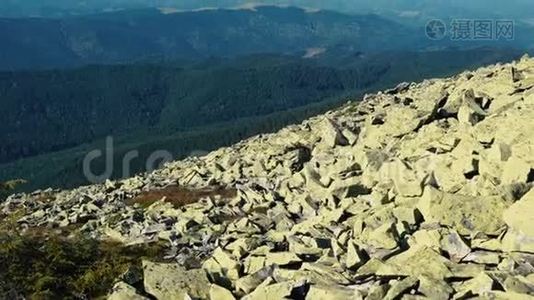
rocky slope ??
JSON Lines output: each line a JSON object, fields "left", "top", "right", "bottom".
{"left": 3, "top": 55, "right": 534, "bottom": 299}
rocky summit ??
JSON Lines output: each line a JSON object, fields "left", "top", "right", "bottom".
{"left": 4, "top": 55, "right": 534, "bottom": 299}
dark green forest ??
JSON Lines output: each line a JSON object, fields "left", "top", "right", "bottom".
{"left": 0, "top": 55, "right": 389, "bottom": 165}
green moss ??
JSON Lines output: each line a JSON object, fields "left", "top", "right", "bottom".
{"left": 0, "top": 228, "right": 166, "bottom": 299}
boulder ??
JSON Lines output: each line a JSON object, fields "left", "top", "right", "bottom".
{"left": 454, "top": 272, "right": 495, "bottom": 298}
{"left": 108, "top": 282, "right": 148, "bottom": 300}
{"left": 210, "top": 247, "right": 241, "bottom": 281}
{"left": 385, "top": 247, "right": 452, "bottom": 280}
{"left": 501, "top": 157, "right": 533, "bottom": 185}
{"left": 503, "top": 188, "right": 534, "bottom": 236}
{"left": 502, "top": 229, "right": 534, "bottom": 253}
{"left": 383, "top": 277, "right": 418, "bottom": 300}
{"left": 418, "top": 275, "right": 452, "bottom": 300}
{"left": 379, "top": 159, "right": 424, "bottom": 197}
{"left": 264, "top": 252, "right": 301, "bottom": 266}
{"left": 242, "top": 280, "right": 304, "bottom": 300}
{"left": 235, "top": 266, "right": 274, "bottom": 294}
{"left": 345, "top": 240, "right": 364, "bottom": 269}
{"left": 457, "top": 91, "right": 487, "bottom": 126}
{"left": 440, "top": 230, "right": 471, "bottom": 263}
{"left": 366, "top": 222, "right": 399, "bottom": 250}
{"left": 306, "top": 285, "right": 363, "bottom": 300}
{"left": 462, "top": 251, "right": 500, "bottom": 265}
{"left": 315, "top": 118, "right": 348, "bottom": 148}
{"left": 418, "top": 187, "right": 509, "bottom": 235}
{"left": 143, "top": 261, "right": 210, "bottom": 300}
{"left": 209, "top": 284, "right": 236, "bottom": 300}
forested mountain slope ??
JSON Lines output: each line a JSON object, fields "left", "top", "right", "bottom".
{"left": 0, "top": 48, "right": 523, "bottom": 191}
{"left": 3, "top": 55, "right": 534, "bottom": 299}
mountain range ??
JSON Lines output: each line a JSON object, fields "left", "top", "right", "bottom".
{"left": 4, "top": 0, "right": 534, "bottom": 21}
{"left": 0, "top": 7, "right": 419, "bottom": 70}
{"left": 2, "top": 6, "right": 533, "bottom": 71}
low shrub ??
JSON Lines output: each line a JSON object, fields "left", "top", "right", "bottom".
{"left": 0, "top": 225, "right": 165, "bottom": 299}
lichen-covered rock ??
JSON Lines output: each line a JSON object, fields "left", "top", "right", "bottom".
{"left": 142, "top": 261, "right": 210, "bottom": 300}
{"left": 383, "top": 277, "right": 418, "bottom": 300}
{"left": 306, "top": 285, "right": 363, "bottom": 300}
{"left": 418, "top": 187, "right": 509, "bottom": 235}
{"left": 454, "top": 272, "right": 495, "bottom": 298}
{"left": 209, "top": 284, "right": 236, "bottom": 300}
{"left": 504, "top": 189, "right": 534, "bottom": 236}
{"left": 108, "top": 282, "right": 148, "bottom": 300}
{"left": 441, "top": 230, "right": 471, "bottom": 263}
{"left": 241, "top": 279, "right": 304, "bottom": 300}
